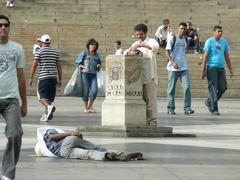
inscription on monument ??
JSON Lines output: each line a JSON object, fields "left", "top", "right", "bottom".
{"left": 106, "top": 59, "right": 143, "bottom": 99}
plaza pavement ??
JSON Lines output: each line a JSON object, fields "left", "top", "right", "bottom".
{"left": 1, "top": 96, "right": 240, "bottom": 180}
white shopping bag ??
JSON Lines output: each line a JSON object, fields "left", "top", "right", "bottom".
{"left": 64, "top": 66, "right": 83, "bottom": 97}
{"left": 97, "top": 69, "right": 106, "bottom": 95}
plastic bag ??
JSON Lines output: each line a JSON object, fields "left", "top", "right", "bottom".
{"left": 64, "top": 66, "right": 83, "bottom": 97}
{"left": 97, "top": 69, "right": 106, "bottom": 95}
{"left": 35, "top": 127, "right": 65, "bottom": 157}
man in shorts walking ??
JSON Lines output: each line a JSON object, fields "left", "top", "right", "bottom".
{"left": 29, "top": 34, "right": 62, "bottom": 122}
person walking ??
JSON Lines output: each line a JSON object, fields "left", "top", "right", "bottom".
{"left": 75, "top": 38, "right": 101, "bottom": 113}
{"left": 201, "top": 25, "right": 233, "bottom": 115}
{"left": 29, "top": 34, "right": 62, "bottom": 122}
{"left": 124, "top": 24, "right": 159, "bottom": 126}
{"left": 0, "top": 14, "right": 27, "bottom": 180}
{"left": 165, "top": 22, "right": 194, "bottom": 115}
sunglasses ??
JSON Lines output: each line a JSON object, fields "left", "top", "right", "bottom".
{"left": 0, "top": 23, "right": 10, "bottom": 28}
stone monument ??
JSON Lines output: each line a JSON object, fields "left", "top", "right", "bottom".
{"left": 102, "top": 55, "right": 146, "bottom": 127}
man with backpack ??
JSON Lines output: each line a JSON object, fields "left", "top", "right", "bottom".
{"left": 165, "top": 22, "right": 194, "bottom": 115}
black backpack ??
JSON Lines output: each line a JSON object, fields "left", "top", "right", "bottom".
{"left": 171, "top": 35, "right": 188, "bottom": 52}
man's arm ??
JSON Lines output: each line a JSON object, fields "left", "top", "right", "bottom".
{"left": 224, "top": 51, "right": 233, "bottom": 78}
{"left": 155, "top": 27, "right": 161, "bottom": 38}
{"left": 17, "top": 68, "right": 27, "bottom": 117}
{"left": 56, "top": 61, "right": 62, "bottom": 87}
{"left": 165, "top": 50, "right": 178, "bottom": 69}
{"left": 29, "top": 60, "right": 38, "bottom": 86}
{"left": 133, "top": 43, "right": 152, "bottom": 51}
{"left": 48, "top": 131, "right": 83, "bottom": 140}
{"left": 201, "top": 51, "right": 208, "bottom": 80}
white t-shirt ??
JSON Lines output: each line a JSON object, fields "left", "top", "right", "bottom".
{"left": 33, "top": 44, "right": 40, "bottom": 55}
{"left": 166, "top": 36, "right": 188, "bottom": 71}
{"left": 155, "top": 25, "right": 172, "bottom": 40}
{"left": 115, "top": 48, "right": 124, "bottom": 55}
{"left": 126, "top": 37, "right": 159, "bottom": 84}
{"left": 0, "top": 40, "right": 25, "bottom": 99}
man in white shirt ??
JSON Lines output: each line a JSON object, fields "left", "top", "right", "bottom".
{"left": 124, "top": 24, "right": 159, "bottom": 127}
{"left": 32, "top": 37, "right": 42, "bottom": 55}
{"left": 114, "top": 40, "right": 124, "bottom": 55}
{"left": 165, "top": 22, "right": 194, "bottom": 115}
{"left": 155, "top": 19, "right": 172, "bottom": 48}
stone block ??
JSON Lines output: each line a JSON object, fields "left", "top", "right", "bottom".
{"left": 102, "top": 55, "right": 147, "bottom": 127}
{"left": 102, "top": 99, "right": 146, "bottom": 127}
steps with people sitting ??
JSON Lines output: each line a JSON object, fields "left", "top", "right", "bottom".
{"left": 1, "top": 0, "right": 239, "bottom": 97}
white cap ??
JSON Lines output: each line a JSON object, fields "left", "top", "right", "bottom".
{"left": 40, "top": 34, "right": 51, "bottom": 43}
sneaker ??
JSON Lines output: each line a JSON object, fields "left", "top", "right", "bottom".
{"left": 194, "top": 50, "right": 199, "bottom": 54}
{"left": 9, "top": 3, "right": 13, "bottom": 7}
{"left": 184, "top": 109, "right": 195, "bottom": 115}
{"left": 126, "top": 152, "right": 144, "bottom": 160}
{"left": 1, "top": 175, "right": 13, "bottom": 180}
{"left": 167, "top": 110, "right": 176, "bottom": 115}
{"left": 5, "top": 2, "right": 10, "bottom": 6}
{"left": 212, "top": 111, "right": 220, "bottom": 115}
{"left": 40, "top": 114, "right": 48, "bottom": 122}
{"left": 46, "top": 105, "right": 56, "bottom": 120}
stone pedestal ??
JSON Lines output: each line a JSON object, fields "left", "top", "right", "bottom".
{"left": 102, "top": 55, "right": 146, "bottom": 127}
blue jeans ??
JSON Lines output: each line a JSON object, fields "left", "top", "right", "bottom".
{"left": 188, "top": 39, "right": 200, "bottom": 52}
{"left": 82, "top": 73, "right": 98, "bottom": 102}
{"left": 167, "top": 70, "right": 192, "bottom": 112}
{"left": 206, "top": 67, "right": 227, "bottom": 112}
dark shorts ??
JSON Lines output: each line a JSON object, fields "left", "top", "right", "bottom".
{"left": 37, "top": 78, "right": 57, "bottom": 102}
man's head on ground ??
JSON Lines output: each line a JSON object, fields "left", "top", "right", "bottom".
{"left": 40, "top": 34, "right": 51, "bottom": 46}
{"left": 134, "top": 23, "right": 148, "bottom": 41}
{"left": 114, "top": 40, "right": 121, "bottom": 50}
{"left": 213, "top": 25, "right": 223, "bottom": 39}
{"left": 0, "top": 14, "right": 10, "bottom": 43}
{"left": 163, "top": 18, "right": 170, "bottom": 29}
{"left": 177, "top": 22, "right": 187, "bottom": 37}
{"left": 86, "top": 38, "right": 99, "bottom": 53}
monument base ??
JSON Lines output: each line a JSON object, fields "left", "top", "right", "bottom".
{"left": 77, "top": 126, "right": 196, "bottom": 137}
{"left": 102, "top": 99, "right": 146, "bottom": 127}
{"left": 79, "top": 126, "right": 171, "bottom": 137}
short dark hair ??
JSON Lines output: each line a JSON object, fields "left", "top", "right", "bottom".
{"left": 0, "top": 14, "right": 10, "bottom": 25}
{"left": 115, "top": 40, "right": 121, "bottom": 45}
{"left": 86, "top": 38, "right": 99, "bottom": 52}
{"left": 163, "top": 19, "right": 170, "bottom": 24}
{"left": 178, "top": 22, "right": 187, "bottom": 27}
{"left": 134, "top": 24, "right": 148, "bottom": 33}
{"left": 186, "top": 21, "right": 192, "bottom": 26}
{"left": 213, "top": 25, "right": 222, "bottom": 31}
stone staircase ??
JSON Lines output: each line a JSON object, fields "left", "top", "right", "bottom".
{"left": 1, "top": 0, "right": 239, "bottom": 97}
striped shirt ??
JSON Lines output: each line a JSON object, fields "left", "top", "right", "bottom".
{"left": 35, "top": 47, "right": 60, "bottom": 80}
